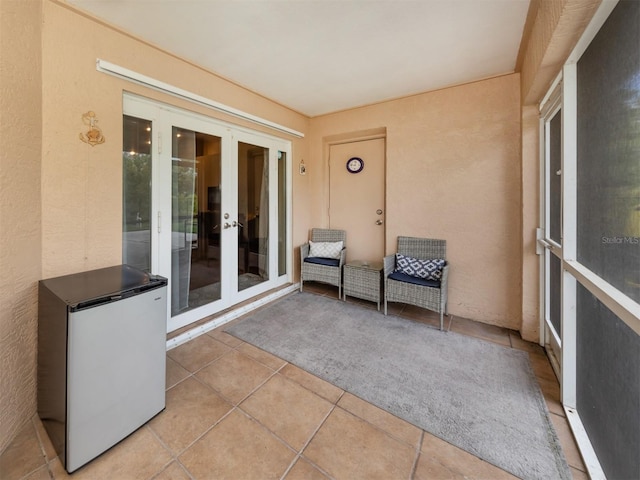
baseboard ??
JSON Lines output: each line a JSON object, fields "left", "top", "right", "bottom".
{"left": 166, "top": 283, "right": 300, "bottom": 350}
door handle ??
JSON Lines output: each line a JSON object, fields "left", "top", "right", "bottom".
{"left": 223, "top": 222, "right": 231, "bottom": 229}
{"left": 233, "top": 221, "right": 244, "bottom": 228}
{"left": 376, "top": 219, "right": 383, "bottom": 225}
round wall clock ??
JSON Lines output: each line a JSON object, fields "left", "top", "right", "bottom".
{"left": 346, "top": 157, "right": 364, "bottom": 174}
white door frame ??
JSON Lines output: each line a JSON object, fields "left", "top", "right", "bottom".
{"left": 123, "top": 93, "right": 292, "bottom": 333}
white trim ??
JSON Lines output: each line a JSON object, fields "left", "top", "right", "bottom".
{"left": 564, "top": 407, "right": 607, "bottom": 480}
{"left": 565, "top": 260, "right": 640, "bottom": 335}
{"left": 567, "top": 0, "right": 619, "bottom": 64}
{"left": 561, "top": 64, "right": 577, "bottom": 262}
{"left": 166, "top": 284, "right": 299, "bottom": 350}
{"left": 539, "top": 72, "right": 563, "bottom": 115}
{"left": 97, "top": 59, "right": 304, "bottom": 139}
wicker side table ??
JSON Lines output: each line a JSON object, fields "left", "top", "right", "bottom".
{"left": 343, "top": 260, "right": 384, "bottom": 310}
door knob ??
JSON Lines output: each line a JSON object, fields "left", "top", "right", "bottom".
{"left": 376, "top": 219, "right": 383, "bottom": 225}
{"left": 223, "top": 222, "right": 231, "bottom": 229}
{"left": 232, "top": 221, "right": 244, "bottom": 228}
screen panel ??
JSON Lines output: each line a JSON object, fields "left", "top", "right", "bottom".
{"left": 576, "top": 0, "right": 640, "bottom": 303}
{"left": 576, "top": 283, "right": 640, "bottom": 480}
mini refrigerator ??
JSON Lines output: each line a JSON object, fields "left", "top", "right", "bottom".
{"left": 38, "top": 265, "right": 168, "bottom": 473}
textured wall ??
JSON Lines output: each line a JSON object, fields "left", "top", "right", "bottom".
{"left": 308, "top": 75, "right": 522, "bottom": 329}
{"left": 520, "top": 0, "right": 601, "bottom": 104}
{"left": 520, "top": 106, "right": 541, "bottom": 342}
{"left": 40, "top": 1, "right": 309, "bottom": 279}
{"left": 0, "top": 0, "right": 43, "bottom": 454}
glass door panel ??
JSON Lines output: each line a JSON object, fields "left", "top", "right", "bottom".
{"left": 237, "top": 142, "right": 269, "bottom": 291}
{"left": 171, "top": 127, "right": 222, "bottom": 316}
{"left": 123, "top": 115, "right": 152, "bottom": 272}
{"left": 278, "top": 151, "right": 287, "bottom": 277}
{"left": 124, "top": 93, "right": 291, "bottom": 333}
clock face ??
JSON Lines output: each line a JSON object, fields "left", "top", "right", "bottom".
{"left": 346, "top": 157, "right": 364, "bottom": 173}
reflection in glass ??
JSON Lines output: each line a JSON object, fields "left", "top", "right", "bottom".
{"left": 278, "top": 151, "right": 287, "bottom": 277}
{"left": 237, "top": 142, "right": 269, "bottom": 291}
{"left": 171, "top": 127, "right": 222, "bottom": 316}
{"left": 123, "top": 115, "right": 152, "bottom": 272}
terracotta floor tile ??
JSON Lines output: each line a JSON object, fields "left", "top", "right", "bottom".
{"left": 6, "top": 289, "right": 586, "bottom": 480}
{"left": 179, "top": 409, "right": 296, "bottom": 479}
{"left": 399, "top": 304, "right": 446, "bottom": 329}
{"left": 206, "top": 328, "right": 244, "bottom": 348}
{"left": 0, "top": 419, "right": 46, "bottom": 480}
{"left": 148, "top": 376, "right": 232, "bottom": 453}
{"left": 301, "top": 282, "right": 341, "bottom": 298}
{"left": 241, "top": 374, "right": 334, "bottom": 450}
{"left": 509, "top": 332, "right": 545, "bottom": 355}
{"left": 279, "top": 363, "right": 344, "bottom": 403}
{"left": 528, "top": 350, "right": 559, "bottom": 383}
{"left": 236, "top": 342, "right": 287, "bottom": 370}
{"left": 571, "top": 465, "right": 590, "bottom": 479}
{"left": 153, "top": 461, "right": 192, "bottom": 480}
{"left": 537, "top": 376, "right": 564, "bottom": 416}
{"left": 384, "top": 301, "right": 407, "bottom": 316}
{"left": 23, "top": 464, "right": 50, "bottom": 480}
{"left": 303, "top": 407, "right": 416, "bottom": 480}
{"left": 337, "top": 393, "right": 422, "bottom": 447}
{"left": 343, "top": 295, "right": 381, "bottom": 311}
{"left": 526, "top": 352, "right": 565, "bottom": 416}
{"left": 32, "top": 416, "right": 57, "bottom": 463}
{"left": 196, "top": 349, "right": 275, "bottom": 404}
{"left": 284, "top": 457, "right": 330, "bottom": 479}
{"left": 65, "top": 426, "right": 172, "bottom": 480}
{"left": 550, "top": 413, "right": 586, "bottom": 471}
{"left": 449, "top": 316, "right": 512, "bottom": 347}
{"left": 167, "top": 335, "right": 231, "bottom": 372}
{"left": 166, "top": 355, "right": 191, "bottom": 389}
{"left": 418, "top": 433, "right": 517, "bottom": 480}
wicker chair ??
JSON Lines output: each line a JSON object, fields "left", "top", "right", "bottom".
{"left": 384, "top": 236, "right": 449, "bottom": 330}
{"left": 300, "top": 228, "right": 346, "bottom": 298}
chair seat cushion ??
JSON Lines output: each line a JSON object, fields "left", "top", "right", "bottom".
{"left": 388, "top": 271, "right": 441, "bottom": 288}
{"left": 304, "top": 257, "right": 340, "bottom": 267}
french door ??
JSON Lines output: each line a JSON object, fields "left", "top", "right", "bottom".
{"left": 123, "top": 94, "right": 291, "bottom": 332}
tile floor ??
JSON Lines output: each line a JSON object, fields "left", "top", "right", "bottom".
{"left": 1, "top": 283, "right": 589, "bottom": 480}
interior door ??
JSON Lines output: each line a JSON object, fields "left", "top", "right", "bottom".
{"left": 123, "top": 94, "right": 291, "bottom": 333}
{"left": 329, "top": 137, "right": 386, "bottom": 262}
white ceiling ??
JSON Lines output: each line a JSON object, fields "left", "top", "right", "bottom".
{"left": 67, "top": 0, "right": 531, "bottom": 117}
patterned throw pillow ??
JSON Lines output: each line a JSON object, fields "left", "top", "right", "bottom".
{"left": 395, "top": 254, "right": 445, "bottom": 280}
{"left": 309, "top": 240, "right": 344, "bottom": 259}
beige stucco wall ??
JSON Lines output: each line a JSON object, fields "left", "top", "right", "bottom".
{"left": 0, "top": 0, "right": 43, "bottom": 454}
{"left": 520, "top": 105, "right": 541, "bottom": 342}
{"left": 1, "top": 0, "right": 310, "bottom": 455}
{"left": 520, "top": 0, "right": 601, "bottom": 105}
{"left": 41, "top": 0, "right": 309, "bottom": 278}
{"left": 308, "top": 75, "right": 523, "bottom": 329}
